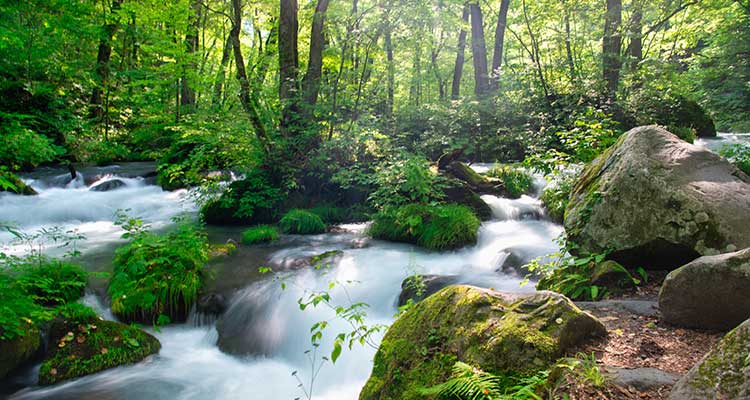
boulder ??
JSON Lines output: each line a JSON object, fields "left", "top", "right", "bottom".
{"left": 659, "top": 248, "right": 750, "bottom": 330}
{"left": 38, "top": 317, "right": 160, "bottom": 385}
{"left": 89, "top": 179, "right": 126, "bottom": 192}
{"left": 0, "top": 324, "right": 40, "bottom": 379}
{"left": 442, "top": 179, "right": 493, "bottom": 221}
{"left": 590, "top": 260, "right": 636, "bottom": 290}
{"left": 196, "top": 292, "right": 228, "bottom": 316}
{"left": 565, "top": 125, "right": 750, "bottom": 270}
{"left": 442, "top": 161, "right": 506, "bottom": 196}
{"left": 397, "top": 275, "right": 459, "bottom": 306}
{"left": 668, "top": 318, "right": 750, "bottom": 399}
{"left": 359, "top": 285, "right": 606, "bottom": 400}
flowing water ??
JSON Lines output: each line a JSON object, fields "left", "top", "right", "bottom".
{"left": 14, "top": 138, "right": 748, "bottom": 400}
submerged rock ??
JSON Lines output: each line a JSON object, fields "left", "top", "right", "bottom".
{"left": 359, "top": 285, "right": 606, "bottom": 400}
{"left": 565, "top": 125, "right": 750, "bottom": 270}
{"left": 89, "top": 179, "right": 126, "bottom": 192}
{"left": 659, "top": 248, "right": 750, "bottom": 330}
{"left": 38, "top": 317, "right": 160, "bottom": 385}
{"left": 668, "top": 318, "right": 750, "bottom": 399}
{"left": 397, "top": 275, "right": 459, "bottom": 306}
{"left": 0, "top": 324, "right": 40, "bottom": 380}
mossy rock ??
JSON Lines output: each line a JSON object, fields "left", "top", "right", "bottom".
{"left": 0, "top": 323, "right": 41, "bottom": 379}
{"left": 442, "top": 179, "right": 493, "bottom": 221}
{"left": 443, "top": 161, "right": 507, "bottom": 196}
{"left": 209, "top": 242, "right": 237, "bottom": 258}
{"left": 38, "top": 317, "right": 160, "bottom": 385}
{"left": 359, "top": 285, "right": 606, "bottom": 400}
{"left": 668, "top": 318, "right": 750, "bottom": 399}
{"left": 0, "top": 171, "right": 37, "bottom": 195}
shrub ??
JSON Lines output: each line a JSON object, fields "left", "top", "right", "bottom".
{"left": 487, "top": 165, "right": 534, "bottom": 198}
{"left": 200, "top": 169, "right": 284, "bottom": 225}
{"left": 369, "top": 204, "right": 480, "bottom": 251}
{"left": 309, "top": 205, "right": 350, "bottom": 224}
{"left": 54, "top": 302, "right": 98, "bottom": 324}
{"left": 667, "top": 125, "right": 697, "bottom": 143}
{"left": 17, "top": 260, "right": 87, "bottom": 306}
{"left": 108, "top": 222, "right": 209, "bottom": 323}
{"left": 369, "top": 154, "right": 446, "bottom": 210}
{"left": 0, "top": 274, "right": 47, "bottom": 340}
{"left": 279, "top": 209, "right": 327, "bottom": 234}
{"left": 720, "top": 144, "right": 750, "bottom": 176}
{"left": 540, "top": 172, "right": 576, "bottom": 224}
{"left": 241, "top": 225, "right": 280, "bottom": 245}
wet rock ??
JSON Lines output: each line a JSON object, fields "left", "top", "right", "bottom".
{"left": 668, "top": 318, "right": 750, "bottom": 399}
{"left": 89, "top": 179, "right": 126, "bottom": 192}
{"left": 216, "top": 282, "right": 281, "bottom": 356}
{"left": 359, "top": 286, "right": 606, "bottom": 400}
{"left": 607, "top": 367, "right": 679, "bottom": 390}
{"left": 196, "top": 293, "right": 228, "bottom": 316}
{"left": 565, "top": 126, "right": 750, "bottom": 270}
{"left": 0, "top": 324, "right": 40, "bottom": 379}
{"left": 495, "top": 249, "right": 528, "bottom": 275}
{"left": 442, "top": 161, "right": 506, "bottom": 196}
{"left": 442, "top": 180, "right": 493, "bottom": 221}
{"left": 659, "top": 248, "right": 750, "bottom": 330}
{"left": 397, "top": 275, "right": 459, "bottom": 306}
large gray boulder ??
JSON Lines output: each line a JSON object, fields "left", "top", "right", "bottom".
{"left": 668, "top": 318, "right": 750, "bottom": 400}
{"left": 565, "top": 125, "right": 750, "bottom": 269}
{"left": 659, "top": 248, "right": 750, "bottom": 330}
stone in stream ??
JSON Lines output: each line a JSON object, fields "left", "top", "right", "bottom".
{"left": 442, "top": 179, "right": 493, "bottom": 221}
{"left": 359, "top": 285, "right": 606, "bottom": 400}
{"left": 659, "top": 248, "right": 750, "bottom": 330}
{"left": 668, "top": 318, "right": 750, "bottom": 399}
{"left": 196, "top": 292, "right": 228, "bottom": 316}
{"left": 565, "top": 125, "right": 750, "bottom": 270}
{"left": 0, "top": 324, "right": 41, "bottom": 380}
{"left": 89, "top": 179, "right": 127, "bottom": 192}
{"left": 0, "top": 172, "right": 37, "bottom": 196}
{"left": 397, "top": 274, "right": 459, "bottom": 306}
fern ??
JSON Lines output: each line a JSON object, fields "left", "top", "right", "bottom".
{"left": 420, "top": 362, "right": 503, "bottom": 400}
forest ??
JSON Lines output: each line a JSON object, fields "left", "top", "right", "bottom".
{"left": 1, "top": 0, "right": 750, "bottom": 399}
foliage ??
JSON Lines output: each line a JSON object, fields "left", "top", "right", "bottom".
{"left": 241, "top": 225, "right": 280, "bottom": 245}
{"left": 720, "top": 144, "right": 750, "bottom": 176}
{"left": 279, "top": 209, "right": 327, "bottom": 235}
{"left": 420, "top": 361, "right": 548, "bottom": 400}
{"left": 555, "top": 353, "right": 608, "bottom": 388}
{"left": 369, "top": 204, "right": 480, "bottom": 251}
{"left": 309, "top": 205, "right": 351, "bottom": 224}
{"left": 0, "top": 273, "right": 47, "bottom": 340}
{"left": 0, "top": 119, "right": 65, "bottom": 171}
{"left": 200, "top": 169, "right": 285, "bottom": 225}
{"left": 109, "top": 218, "right": 209, "bottom": 323}
{"left": 54, "top": 302, "right": 99, "bottom": 324}
{"left": 17, "top": 260, "right": 87, "bottom": 306}
{"left": 487, "top": 166, "right": 534, "bottom": 198}
{"left": 539, "top": 170, "right": 578, "bottom": 223}
{"left": 369, "top": 154, "right": 447, "bottom": 210}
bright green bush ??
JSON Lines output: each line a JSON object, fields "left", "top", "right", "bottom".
{"left": 279, "top": 209, "right": 327, "bottom": 234}
{"left": 369, "top": 154, "right": 446, "bottom": 210}
{"left": 667, "top": 125, "right": 697, "bottom": 143}
{"left": 369, "top": 204, "right": 480, "bottom": 251}
{"left": 721, "top": 144, "right": 750, "bottom": 176}
{"left": 108, "top": 222, "right": 209, "bottom": 323}
{"left": 54, "top": 302, "right": 98, "bottom": 323}
{"left": 17, "top": 260, "right": 87, "bottom": 306}
{"left": 309, "top": 205, "right": 350, "bottom": 224}
{"left": 487, "top": 165, "right": 534, "bottom": 198}
{"left": 241, "top": 225, "right": 279, "bottom": 245}
{"left": 200, "top": 169, "right": 284, "bottom": 225}
{"left": 540, "top": 173, "right": 576, "bottom": 224}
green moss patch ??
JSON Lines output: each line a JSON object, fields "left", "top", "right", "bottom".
{"left": 241, "top": 225, "right": 280, "bottom": 245}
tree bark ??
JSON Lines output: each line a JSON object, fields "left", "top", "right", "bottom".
{"left": 212, "top": 33, "right": 232, "bottom": 106}
{"left": 603, "top": 0, "right": 622, "bottom": 96}
{"left": 469, "top": 3, "right": 490, "bottom": 97}
{"left": 490, "top": 0, "right": 511, "bottom": 90}
{"left": 180, "top": 0, "right": 202, "bottom": 110}
{"left": 383, "top": 2, "right": 395, "bottom": 133}
{"left": 279, "top": 0, "right": 299, "bottom": 103}
{"left": 626, "top": 1, "right": 643, "bottom": 67}
{"left": 90, "top": 0, "right": 123, "bottom": 120}
{"left": 301, "top": 0, "right": 331, "bottom": 108}
{"left": 451, "top": 3, "right": 470, "bottom": 100}
{"left": 563, "top": 0, "right": 576, "bottom": 81}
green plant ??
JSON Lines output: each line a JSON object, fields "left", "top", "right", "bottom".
{"left": 420, "top": 361, "right": 547, "bottom": 400}
{"left": 17, "top": 260, "right": 87, "bottom": 306}
{"left": 200, "top": 169, "right": 285, "bottom": 225}
{"left": 54, "top": 302, "right": 99, "bottom": 324}
{"left": 487, "top": 165, "right": 534, "bottom": 198}
{"left": 720, "top": 144, "right": 750, "bottom": 176}
{"left": 555, "top": 353, "right": 608, "bottom": 388}
{"left": 667, "top": 125, "right": 697, "bottom": 143}
{"left": 369, "top": 204, "right": 480, "bottom": 251}
{"left": 0, "top": 273, "right": 48, "bottom": 340}
{"left": 369, "top": 154, "right": 447, "bottom": 210}
{"left": 241, "top": 225, "right": 280, "bottom": 244}
{"left": 309, "top": 205, "right": 350, "bottom": 224}
{"left": 539, "top": 171, "right": 577, "bottom": 223}
{"left": 279, "top": 209, "right": 327, "bottom": 235}
{"left": 108, "top": 219, "right": 209, "bottom": 323}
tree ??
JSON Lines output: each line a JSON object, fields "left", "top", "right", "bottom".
{"left": 490, "top": 0, "right": 511, "bottom": 90}
{"left": 451, "top": 3, "right": 470, "bottom": 100}
{"left": 469, "top": 2, "right": 490, "bottom": 97}
{"left": 603, "top": 0, "right": 622, "bottom": 96}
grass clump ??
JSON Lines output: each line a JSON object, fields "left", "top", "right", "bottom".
{"left": 279, "top": 209, "right": 327, "bottom": 234}
{"left": 17, "top": 260, "right": 87, "bottom": 306}
{"left": 241, "top": 225, "right": 279, "bottom": 244}
{"left": 309, "top": 205, "right": 350, "bottom": 224}
{"left": 369, "top": 204, "right": 480, "bottom": 251}
{"left": 108, "top": 222, "right": 209, "bottom": 324}
{"left": 488, "top": 165, "right": 534, "bottom": 198}
{"left": 540, "top": 173, "right": 575, "bottom": 224}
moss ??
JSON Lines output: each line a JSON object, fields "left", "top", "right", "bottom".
{"left": 687, "top": 320, "right": 750, "bottom": 397}
{"left": 209, "top": 242, "right": 237, "bottom": 258}
{"left": 241, "top": 225, "right": 280, "bottom": 245}
{"left": 0, "top": 322, "right": 40, "bottom": 379}
{"left": 487, "top": 165, "right": 534, "bottom": 198}
{"left": 279, "top": 209, "right": 327, "bottom": 234}
{"left": 359, "top": 286, "right": 605, "bottom": 400}
{"left": 0, "top": 171, "right": 37, "bottom": 195}
{"left": 309, "top": 250, "right": 343, "bottom": 265}
{"left": 38, "top": 317, "right": 160, "bottom": 385}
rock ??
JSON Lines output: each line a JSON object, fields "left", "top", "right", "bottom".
{"left": 565, "top": 125, "right": 750, "bottom": 270}
{"left": 496, "top": 249, "right": 527, "bottom": 273}
{"left": 397, "top": 275, "right": 459, "bottom": 306}
{"left": 659, "top": 248, "right": 750, "bottom": 330}
{"left": 89, "top": 179, "right": 126, "bottom": 192}
{"left": 577, "top": 299, "right": 659, "bottom": 318}
{"left": 209, "top": 242, "right": 237, "bottom": 258}
{"left": 590, "top": 260, "right": 636, "bottom": 289}
{"left": 0, "top": 324, "right": 40, "bottom": 379}
{"left": 38, "top": 318, "right": 160, "bottom": 385}
{"left": 442, "top": 179, "right": 493, "bottom": 221}
{"left": 359, "top": 285, "right": 606, "bottom": 400}
{"left": 668, "top": 318, "right": 750, "bottom": 399}
{"left": 607, "top": 367, "right": 679, "bottom": 390}
{"left": 196, "top": 293, "right": 228, "bottom": 316}
{"left": 0, "top": 172, "right": 37, "bottom": 195}
{"left": 443, "top": 161, "right": 506, "bottom": 196}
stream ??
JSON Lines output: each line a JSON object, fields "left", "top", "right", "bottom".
{"left": 1, "top": 134, "right": 747, "bottom": 400}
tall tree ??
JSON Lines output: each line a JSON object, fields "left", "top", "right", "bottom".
{"left": 469, "top": 2, "right": 490, "bottom": 97}
{"left": 279, "top": 0, "right": 299, "bottom": 104}
{"left": 90, "top": 0, "right": 123, "bottom": 123}
{"left": 180, "top": 0, "right": 202, "bottom": 110}
{"left": 490, "top": 0, "right": 511, "bottom": 90}
{"left": 603, "top": 0, "right": 622, "bottom": 95}
{"left": 301, "top": 0, "right": 331, "bottom": 107}
{"left": 451, "top": 3, "right": 470, "bottom": 100}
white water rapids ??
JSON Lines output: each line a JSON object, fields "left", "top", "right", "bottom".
{"left": 1, "top": 133, "right": 746, "bottom": 399}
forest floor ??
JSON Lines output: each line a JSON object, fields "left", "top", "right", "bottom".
{"left": 568, "top": 272, "right": 722, "bottom": 400}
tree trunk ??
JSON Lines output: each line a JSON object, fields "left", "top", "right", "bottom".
{"left": 490, "top": 0, "right": 510, "bottom": 90}
{"left": 180, "top": 0, "right": 201, "bottom": 110}
{"left": 279, "top": 0, "right": 300, "bottom": 137}
{"left": 451, "top": 3, "right": 469, "bottom": 100}
{"left": 383, "top": 2, "right": 395, "bottom": 133}
{"left": 90, "top": 0, "right": 123, "bottom": 120}
{"left": 626, "top": 1, "right": 643, "bottom": 68}
{"left": 212, "top": 33, "right": 232, "bottom": 106}
{"left": 603, "top": 0, "right": 622, "bottom": 96}
{"left": 230, "top": 0, "right": 268, "bottom": 145}
{"left": 301, "top": 0, "right": 331, "bottom": 108}
{"left": 563, "top": 0, "right": 575, "bottom": 81}
{"left": 469, "top": 3, "right": 490, "bottom": 97}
